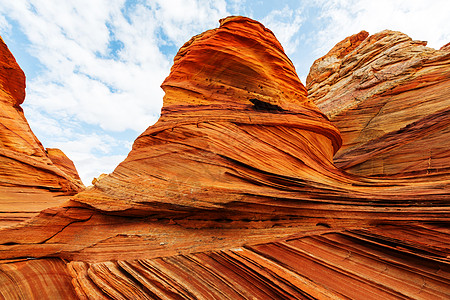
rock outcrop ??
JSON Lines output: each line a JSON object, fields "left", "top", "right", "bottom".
{"left": 307, "top": 30, "right": 450, "bottom": 176}
{"left": 0, "top": 17, "right": 449, "bottom": 299}
{"left": 0, "top": 36, "right": 84, "bottom": 227}
{"left": 46, "top": 148, "right": 84, "bottom": 186}
{"left": 73, "top": 15, "right": 343, "bottom": 215}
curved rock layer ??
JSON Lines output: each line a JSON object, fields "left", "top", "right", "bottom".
{"left": 0, "top": 258, "right": 77, "bottom": 299}
{"left": 307, "top": 30, "right": 450, "bottom": 176}
{"left": 1, "top": 223, "right": 448, "bottom": 299}
{"left": 72, "top": 17, "right": 447, "bottom": 219}
{"left": 74, "top": 15, "right": 343, "bottom": 214}
{"left": 0, "top": 17, "right": 449, "bottom": 299}
{"left": 0, "top": 36, "right": 84, "bottom": 227}
{"left": 67, "top": 223, "right": 450, "bottom": 300}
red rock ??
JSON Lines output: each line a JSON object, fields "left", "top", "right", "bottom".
{"left": 0, "top": 17, "right": 449, "bottom": 299}
{"left": 0, "top": 36, "right": 84, "bottom": 228}
{"left": 46, "top": 148, "right": 84, "bottom": 186}
{"left": 73, "top": 16, "right": 343, "bottom": 215}
{"left": 441, "top": 42, "right": 450, "bottom": 51}
{"left": 0, "top": 36, "right": 25, "bottom": 106}
{"left": 307, "top": 30, "right": 450, "bottom": 176}
{"left": 0, "top": 258, "right": 77, "bottom": 299}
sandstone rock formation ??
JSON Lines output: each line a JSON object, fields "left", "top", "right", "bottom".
{"left": 46, "top": 147, "right": 84, "bottom": 186}
{"left": 307, "top": 30, "right": 450, "bottom": 177}
{"left": 0, "top": 17, "right": 449, "bottom": 299}
{"left": 0, "top": 36, "right": 84, "bottom": 227}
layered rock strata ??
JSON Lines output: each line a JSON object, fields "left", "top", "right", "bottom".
{"left": 0, "top": 17, "right": 449, "bottom": 299}
{"left": 0, "top": 36, "right": 84, "bottom": 227}
{"left": 307, "top": 30, "right": 450, "bottom": 176}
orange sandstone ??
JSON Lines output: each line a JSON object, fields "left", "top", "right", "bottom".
{"left": 0, "top": 17, "right": 449, "bottom": 299}
{"left": 0, "top": 36, "right": 84, "bottom": 227}
{"left": 307, "top": 30, "right": 450, "bottom": 176}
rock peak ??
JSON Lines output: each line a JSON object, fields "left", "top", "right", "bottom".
{"left": 162, "top": 16, "right": 314, "bottom": 112}
{"left": 0, "top": 36, "right": 25, "bottom": 106}
{"left": 307, "top": 29, "right": 450, "bottom": 177}
{"left": 0, "top": 34, "right": 84, "bottom": 227}
{"left": 74, "top": 17, "right": 343, "bottom": 213}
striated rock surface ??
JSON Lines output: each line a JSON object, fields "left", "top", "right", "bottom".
{"left": 0, "top": 36, "right": 84, "bottom": 227}
{"left": 46, "top": 148, "right": 84, "bottom": 186}
{"left": 307, "top": 30, "right": 450, "bottom": 176}
{"left": 0, "top": 17, "right": 449, "bottom": 299}
{"left": 74, "top": 15, "right": 343, "bottom": 214}
{"left": 0, "top": 258, "right": 77, "bottom": 299}
{"left": 65, "top": 223, "right": 449, "bottom": 299}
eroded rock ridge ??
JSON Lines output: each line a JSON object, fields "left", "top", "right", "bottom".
{"left": 0, "top": 17, "right": 449, "bottom": 299}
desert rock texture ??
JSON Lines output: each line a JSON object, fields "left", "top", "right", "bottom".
{"left": 0, "top": 36, "right": 84, "bottom": 228}
{"left": 307, "top": 30, "right": 450, "bottom": 176}
{"left": 0, "top": 16, "right": 449, "bottom": 299}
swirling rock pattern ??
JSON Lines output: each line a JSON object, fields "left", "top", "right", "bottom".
{"left": 0, "top": 17, "right": 449, "bottom": 299}
{"left": 307, "top": 30, "right": 450, "bottom": 176}
{"left": 73, "top": 16, "right": 342, "bottom": 214}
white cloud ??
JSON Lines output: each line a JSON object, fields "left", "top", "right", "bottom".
{"left": 23, "top": 106, "right": 131, "bottom": 184}
{"left": 227, "top": 0, "right": 247, "bottom": 15}
{"left": 149, "top": 0, "right": 228, "bottom": 45}
{"left": 313, "top": 0, "right": 450, "bottom": 56}
{"left": 262, "top": 5, "right": 303, "bottom": 54}
{"left": 70, "top": 153, "right": 127, "bottom": 187}
{"left": 0, "top": 14, "right": 10, "bottom": 33}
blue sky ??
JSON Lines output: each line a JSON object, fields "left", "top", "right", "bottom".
{"left": 0, "top": 0, "right": 449, "bottom": 185}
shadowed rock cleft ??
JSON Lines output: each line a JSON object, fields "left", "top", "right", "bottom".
{"left": 249, "top": 98, "right": 286, "bottom": 111}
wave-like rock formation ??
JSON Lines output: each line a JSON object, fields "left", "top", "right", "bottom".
{"left": 0, "top": 17, "right": 449, "bottom": 299}
{"left": 0, "top": 37, "right": 84, "bottom": 228}
{"left": 307, "top": 30, "right": 450, "bottom": 176}
{"left": 74, "top": 16, "right": 343, "bottom": 214}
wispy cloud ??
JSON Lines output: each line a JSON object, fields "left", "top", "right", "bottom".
{"left": 0, "top": 14, "right": 9, "bottom": 32}
{"left": 262, "top": 5, "right": 303, "bottom": 55}
{"left": 227, "top": 0, "right": 247, "bottom": 15}
{"left": 313, "top": 0, "right": 450, "bottom": 56}
{"left": 148, "top": 0, "right": 228, "bottom": 45}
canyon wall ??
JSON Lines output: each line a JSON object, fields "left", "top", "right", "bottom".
{"left": 307, "top": 30, "right": 450, "bottom": 176}
{"left": 0, "top": 37, "right": 84, "bottom": 227}
{"left": 0, "top": 17, "right": 449, "bottom": 299}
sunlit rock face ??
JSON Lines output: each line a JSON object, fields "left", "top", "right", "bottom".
{"left": 307, "top": 30, "right": 450, "bottom": 176}
{"left": 74, "top": 16, "right": 345, "bottom": 214}
{"left": 0, "top": 36, "right": 84, "bottom": 227}
{"left": 0, "top": 17, "right": 449, "bottom": 299}
{"left": 46, "top": 148, "right": 84, "bottom": 186}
